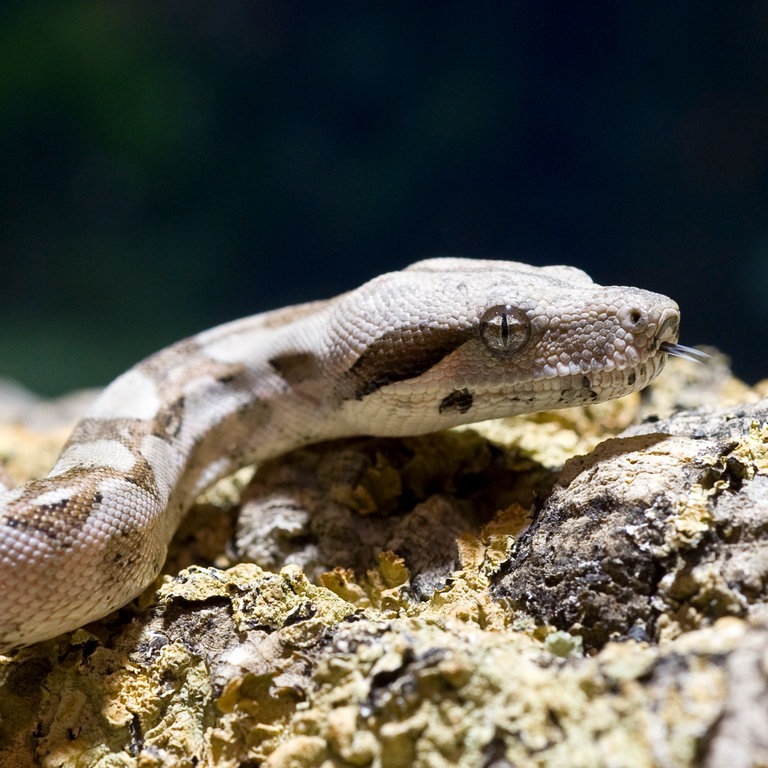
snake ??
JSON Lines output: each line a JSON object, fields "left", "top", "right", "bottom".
{"left": 0, "top": 257, "right": 695, "bottom": 652}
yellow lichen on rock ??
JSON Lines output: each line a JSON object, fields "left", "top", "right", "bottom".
{"left": 4, "top": 353, "right": 768, "bottom": 766}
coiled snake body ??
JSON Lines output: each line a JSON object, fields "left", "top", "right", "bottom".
{"left": 0, "top": 258, "right": 685, "bottom": 651}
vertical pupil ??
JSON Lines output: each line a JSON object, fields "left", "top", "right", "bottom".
{"left": 479, "top": 304, "right": 531, "bottom": 356}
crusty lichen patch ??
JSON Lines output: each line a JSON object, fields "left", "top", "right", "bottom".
{"left": 495, "top": 402, "right": 768, "bottom": 649}
{"left": 265, "top": 617, "right": 754, "bottom": 768}
{"left": 3, "top": 354, "right": 768, "bottom": 766}
{"left": 0, "top": 564, "right": 357, "bottom": 767}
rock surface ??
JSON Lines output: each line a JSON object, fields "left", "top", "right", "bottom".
{"left": 1, "top": 353, "right": 767, "bottom": 767}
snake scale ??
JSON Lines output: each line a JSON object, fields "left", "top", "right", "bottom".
{"left": 0, "top": 258, "right": 693, "bottom": 652}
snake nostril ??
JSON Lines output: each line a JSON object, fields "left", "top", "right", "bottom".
{"left": 618, "top": 306, "right": 649, "bottom": 333}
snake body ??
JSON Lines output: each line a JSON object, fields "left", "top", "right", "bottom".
{"left": 0, "top": 258, "right": 683, "bottom": 651}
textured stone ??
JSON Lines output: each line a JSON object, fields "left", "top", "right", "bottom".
{"left": 2, "top": 352, "right": 767, "bottom": 766}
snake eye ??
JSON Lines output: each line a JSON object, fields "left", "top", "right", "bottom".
{"left": 479, "top": 304, "right": 531, "bottom": 356}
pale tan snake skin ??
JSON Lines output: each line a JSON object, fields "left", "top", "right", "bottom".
{"left": 0, "top": 258, "right": 686, "bottom": 652}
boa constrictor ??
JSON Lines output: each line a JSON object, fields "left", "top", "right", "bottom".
{"left": 0, "top": 258, "right": 691, "bottom": 652}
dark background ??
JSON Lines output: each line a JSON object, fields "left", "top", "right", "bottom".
{"left": 1, "top": 2, "right": 766, "bottom": 395}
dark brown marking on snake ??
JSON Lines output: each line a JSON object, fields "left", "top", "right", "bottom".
{"left": 269, "top": 352, "right": 323, "bottom": 385}
{"left": 4, "top": 459, "right": 162, "bottom": 550}
{"left": 62, "top": 419, "right": 163, "bottom": 499}
{"left": 155, "top": 396, "right": 185, "bottom": 439}
{"left": 124, "top": 456, "right": 161, "bottom": 500}
{"left": 66, "top": 418, "right": 144, "bottom": 447}
{"left": 177, "top": 397, "right": 274, "bottom": 499}
{"left": 35, "top": 497, "right": 71, "bottom": 514}
{"left": 4, "top": 468, "right": 117, "bottom": 544}
{"left": 626, "top": 372, "right": 636, "bottom": 387}
{"left": 558, "top": 386, "right": 596, "bottom": 406}
{"left": 580, "top": 375, "right": 599, "bottom": 401}
{"left": 439, "top": 389, "right": 474, "bottom": 415}
{"left": 137, "top": 337, "right": 203, "bottom": 379}
{"left": 344, "top": 325, "right": 472, "bottom": 400}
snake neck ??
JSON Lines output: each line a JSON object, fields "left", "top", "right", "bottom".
{"left": 51, "top": 307, "right": 340, "bottom": 534}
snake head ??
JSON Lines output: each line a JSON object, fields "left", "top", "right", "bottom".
{"left": 331, "top": 258, "right": 682, "bottom": 435}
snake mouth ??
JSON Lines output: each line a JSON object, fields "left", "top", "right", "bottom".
{"left": 652, "top": 302, "right": 709, "bottom": 364}
{"left": 659, "top": 342, "right": 711, "bottom": 364}
{"left": 655, "top": 307, "right": 709, "bottom": 364}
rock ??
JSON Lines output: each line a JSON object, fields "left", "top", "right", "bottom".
{"left": 2, "top": 351, "right": 767, "bottom": 767}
